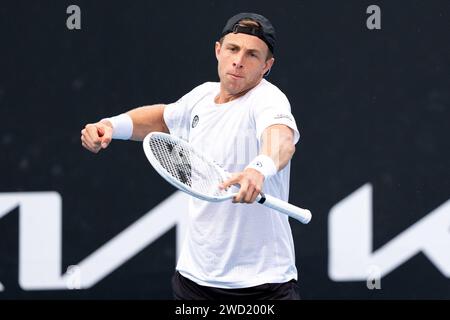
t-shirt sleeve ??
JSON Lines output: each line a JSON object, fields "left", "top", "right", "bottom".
{"left": 253, "top": 89, "right": 300, "bottom": 145}
{"left": 163, "top": 82, "right": 213, "bottom": 140}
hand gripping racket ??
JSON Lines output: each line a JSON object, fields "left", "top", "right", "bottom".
{"left": 143, "top": 132, "right": 312, "bottom": 224}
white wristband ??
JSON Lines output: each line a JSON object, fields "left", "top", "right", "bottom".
{"left": 101, "top": 114, "right": 133, "bottom": 140}
{"left": 245, "top": 155, "right": 277, "bottom": 179}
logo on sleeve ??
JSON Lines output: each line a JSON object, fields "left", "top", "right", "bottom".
{"left": 274, "top": 113, "right": 293, "bottom": 121}
{"left": 192, "top": 115, "right": 199, "bottom": 128}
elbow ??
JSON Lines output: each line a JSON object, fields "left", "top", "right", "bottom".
{"left": 288, "top": 143, "right": 296, "bottom": 159}
{"left": 277, "top": 143, "right": 295, "bottom": 171}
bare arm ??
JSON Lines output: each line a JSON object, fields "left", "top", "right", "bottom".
{"left": 81, "top": 104, "right": 169, "bottom": 153}
{"left": 124, "top": 104, "right": 169, "bottom": 141}
{"left": 220, "top": 124, "right": 296, "bottom": 203}
{"left": 260, "top": 124, "right": 296, "bottom": 171}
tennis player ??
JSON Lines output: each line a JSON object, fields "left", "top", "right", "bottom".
{"left": 81, "top": 13, "right": 301, "bottom": 300}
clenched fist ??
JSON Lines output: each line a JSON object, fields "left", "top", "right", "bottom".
{"left": 81, "top": 120, "right": 113, "bottom": 153}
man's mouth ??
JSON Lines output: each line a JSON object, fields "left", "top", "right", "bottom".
{"left": 227, "top": 73, "right": 244, "bottom": 79}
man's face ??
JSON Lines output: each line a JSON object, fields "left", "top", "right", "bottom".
{"left": 215, "top": 32, "right": 274, "bottom": 96}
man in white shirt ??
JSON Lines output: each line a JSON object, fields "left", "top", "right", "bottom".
{"left": 81, "top": 12, "right": 301, "bottom": 300}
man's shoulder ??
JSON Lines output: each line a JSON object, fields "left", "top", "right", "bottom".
{"left": 250, "top": 79, "right": 289, "bottom": 104}
{"left": 174, "top": 82, "right": 219, "bottom": 105}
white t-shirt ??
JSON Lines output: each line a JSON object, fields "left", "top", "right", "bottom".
{"left": 163, "top": 79, "right": 300, "bottom": 289}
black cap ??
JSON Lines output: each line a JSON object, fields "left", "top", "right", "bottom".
{"left": 221, "top": 13, "right": 276, "bottom": 54}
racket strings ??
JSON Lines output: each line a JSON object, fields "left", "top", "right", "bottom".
{"left": 148, "top": 136, "right": 227, "bottom": 197}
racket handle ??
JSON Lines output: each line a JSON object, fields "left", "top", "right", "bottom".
{"left": 257, "top": 193, "right": 312, "bottom": 224}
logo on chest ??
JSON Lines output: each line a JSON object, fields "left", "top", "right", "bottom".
{"left": 191, "top": 115, "right": 199, "bottom": 128}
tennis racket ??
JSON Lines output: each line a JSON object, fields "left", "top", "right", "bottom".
{"left": 143, "top": 132, "right": 312, "bottom": 224}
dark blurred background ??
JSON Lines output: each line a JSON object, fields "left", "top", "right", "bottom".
{"left": 0, "top": 0, "right": 449, "bottom": 299}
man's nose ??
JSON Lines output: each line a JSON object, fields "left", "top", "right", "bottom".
{"left": 232, "top": 53, "right": 245, "bottom": 68}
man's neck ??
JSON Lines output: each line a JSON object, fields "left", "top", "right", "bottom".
{"left": 215, "top": 80, "right": 263, "bottom": 104}
{"left": 215, "top": 89, "right": 248, "bottom": 104}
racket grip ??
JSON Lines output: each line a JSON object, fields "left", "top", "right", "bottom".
{"left": 258, "top": 193, "right": 312, "bottom": 224}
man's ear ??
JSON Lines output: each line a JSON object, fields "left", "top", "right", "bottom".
{"left": 215, "top": 42, "right": 221, "bottom": 61}
{"left": 263, "top": 57, "right": 275, "bottom": 76}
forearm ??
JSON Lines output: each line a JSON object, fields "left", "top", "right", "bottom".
{"left": 261, "top": 124, "right": 296, "bottom": 171}
{"left": 230, "top": 125, "right": 295, "bottom": 202}
{"left": 125, "top": 104, "right": 169, "bottom": 141}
